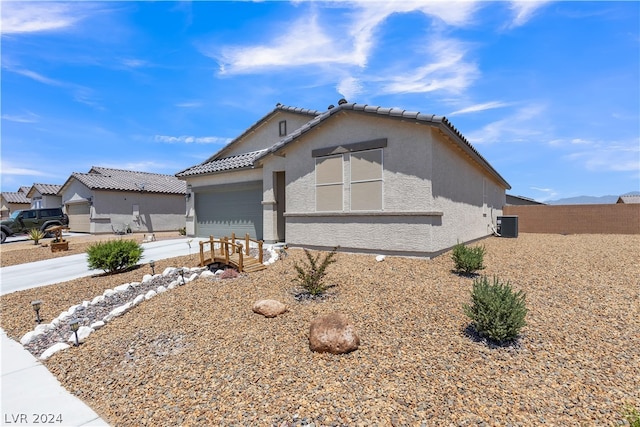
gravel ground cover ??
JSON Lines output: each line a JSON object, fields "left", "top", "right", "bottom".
{"left": 0, "top": 234, "right": 638, "bottom": 426}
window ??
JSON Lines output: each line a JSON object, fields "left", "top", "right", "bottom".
{"left": 279, "top": 120, "right": 287, "bottom": 137}
{"left": 350, "top": 149, "right": 383, "bottom": 210}
{"left": 315, "top": 155, "right": 343, "bottom": 211}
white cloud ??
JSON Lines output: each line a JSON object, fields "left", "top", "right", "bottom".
{"left": 465, "top": 103, "right": 547, "bottom": 144}
{"left": 566, "top": 139, "right": 640, "bottom": 172}
{"left": 530, "top": 186, "right": 559, "bottom": 201}
{"left": 154, "top": 135, "right": 231, "bottom": 145}
{"left": 176, "top": 102, "right": 204, "bottom": 108}
{"left": 0, "top": 162, "right": 52, "bottom": 177}
{"left": 1, "top": 2, "right": 89, "bottom": 34}
{"left": 1, "top": 112, "right": 39, "bottom": 123}
{"left": 507, "top": 1, "right": 552, "bottom": 28}
{"left": 120, "top": 58, "right": 149, "bottom": 69}
{"left": 448, "top": 101, "right": 512, "bottom": 116}
{"left": 337, "top": 77, "right": 363, "bottom": 100}
{"left": 11, "top": 69, "right": 64, "bottom": 86}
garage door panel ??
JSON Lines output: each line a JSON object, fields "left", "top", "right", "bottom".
{"left": 67, "top": 203, "right": 90, "bottom": 233}
{"left": 195, "top": 182, "right": 263, "bottom": 240}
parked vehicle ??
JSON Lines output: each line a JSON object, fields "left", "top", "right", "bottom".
{"left": 0, "top": 208, "right": 69, "bottom": 243}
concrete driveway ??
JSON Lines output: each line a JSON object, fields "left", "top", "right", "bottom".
{"left": 0, "top": 238, "right": 205, "bottom": 296}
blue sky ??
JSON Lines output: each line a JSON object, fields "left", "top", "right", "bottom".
{"left": 1, "top": 1, "right": 638, "bottom": 201}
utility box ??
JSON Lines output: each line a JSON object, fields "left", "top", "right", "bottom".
{"left": 497, "top": 215, "right": 518, "bottom": 238}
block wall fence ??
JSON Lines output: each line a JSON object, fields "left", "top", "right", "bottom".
{"left": 503, "top": 204, "right": 640, "bottom": 235}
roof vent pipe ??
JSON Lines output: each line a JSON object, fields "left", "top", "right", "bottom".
{"left": 338, "top": 98, "right": 348, "bottom": 105}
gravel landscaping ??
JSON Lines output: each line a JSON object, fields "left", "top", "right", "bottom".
{"left": 1, "top": 233, "right": 638, "bottom": 426}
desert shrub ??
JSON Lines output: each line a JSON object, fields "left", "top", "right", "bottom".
{"left": 219, "top": 268, "right": 239, "bottom": 279}
{"left": 623, "top": 403, "right": 640, "bottom": 427}
{"left": 463, "top": 276, "right": 527, "bottom": 344}
{"left": 178, "top": 227, "right": 186, "bottom": 236}
{"left": 452, "top": 243, "right": 486, "bottom": 275}
{"left": 87, "top": 239, "right": 143, "bottom": 274}
{"left": 293, "top": 247, "right": 338, "bottom": 297}
{"left": 27, "top": 228, "right": 45, "bottom": 245}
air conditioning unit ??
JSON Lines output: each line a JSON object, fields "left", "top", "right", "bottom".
{"left": 497, "top": 215, "right": 518, "bottom": 238}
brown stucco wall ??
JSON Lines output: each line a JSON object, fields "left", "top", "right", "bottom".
{"left": 503, "top": 204, "right": 640, "bottom": 234}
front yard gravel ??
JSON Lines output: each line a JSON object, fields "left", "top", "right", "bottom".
{"left": 0, "top": 234, "right": 638, "bottom": 426}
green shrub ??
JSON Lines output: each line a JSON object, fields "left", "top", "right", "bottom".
{"left": 623, "top": 403, "right": 640, "bottom": 427}
{"left": 27, "top": 228, "right": 45, "bottom": 245}
{"left": 178, "top": 227, "right": 186, "bottom": 236}
{"left": 87, "top": 239, "right": 144, "bottom": 274}
{"left": 452, "top": 243, "right": 486, "bottom": 275}
{"left": 293, "top": 247, "right": 338, "bottom": 297}
{"left": 463, "top": 276, "right": 527, "bottom": 344}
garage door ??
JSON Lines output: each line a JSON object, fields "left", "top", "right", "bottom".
{"left": 67, "top": 203, "right": 91, "bottom": 233}
{"left": 195, "top": 181, "right": 263, "bottom": 240}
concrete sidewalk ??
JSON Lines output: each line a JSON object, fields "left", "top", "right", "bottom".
{"left": 0, "top": 237, "right": 207, "bottom": 426}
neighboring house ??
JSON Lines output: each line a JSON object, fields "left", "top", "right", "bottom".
{"left": 506, "top": 194, "right": 545, "bottom": 205}
{"left": 27, "top": 183, "right": 63, "bottom": 209}
{"left": 58, "top": 166, "right": 187, "bottom": 234}
{"left": 0, "top": 187, "right": 31, "bottom": 219}
{"left": 177, "top": 101, "right": 511, "bottom": 257}
{"left": 616, "top": 195, "right": 640, "bottom": 204}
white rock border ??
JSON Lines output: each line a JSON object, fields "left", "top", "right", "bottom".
{"left": 20, "top": 266, "right": 209, "bottom": 360}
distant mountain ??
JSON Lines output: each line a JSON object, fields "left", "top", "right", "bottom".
{"left": 547, "top": 191, "right": 640, "bottom": 205}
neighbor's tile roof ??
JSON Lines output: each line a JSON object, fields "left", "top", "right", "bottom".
{"left": 176, "top": 149, "right": 268, "bottom": 177}
{"left": 64, "top": 166, "right": 186, "bottom": 194}
{"left": 18, "top": 186, "right": 30, "bottom": 194}
{"left": 28, "top": 183, "right": 62, "bottom": 197}
{"left": 617, "top": 195, "right": 640, "bottom": 204}
{"left": 2, "top": 191, "right": 30, "bottom": 203}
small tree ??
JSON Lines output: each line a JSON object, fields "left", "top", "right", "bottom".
{"left": 293, "top": 247, "right": 338, "bottom": 297}
{"left": 452, "top": 243, "right": 485, "bottom": 275}
{"left": 27, "top": 228, "right": 45, "bottom": 245}
{"left": 463, "top": 276, "right": 527, "bottom": 345}
{"left": 87, "top": 240, "right": 143, "bottom": 274}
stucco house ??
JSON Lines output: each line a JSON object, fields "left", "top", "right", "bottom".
{"left": 177, "top": 101, "right": 511, "bottom": 257}
{"left": 58, "top": 166, "right": 187, "bottom": 234}
{"left": 0, "top": 187, "right": 31, "bottom": 219}
{"left": 27, "top": 183, "right": 63, "bottom": 209}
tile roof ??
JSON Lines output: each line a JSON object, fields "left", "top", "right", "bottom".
{"left": 64, "top": 166, "right": 186, "bottom": 194}
{"left": 18, "top": 186, "right": 30, "bottom": 194}
{"left": 617, "top": 195, "right": 640, "bottom": 204}
{"left": 176, "top": 149, "right": 268, "bottom": 177}
{"left": 31, "top": 183, "right": 63, "bottom": 195}
{"left": 259, "top": 102, "right": 510, "bottom": 189}
{"left": 2, "top": 191, "right": 31, "bottom": 204}
{"left": 177, "top": 101, "right": 510, "bottom": 189}
{"left": 202, "top": 103, "right": 321, "bottom": 164}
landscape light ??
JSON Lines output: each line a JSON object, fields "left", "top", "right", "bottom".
{"left": 31, "top": 300, "right": 43, "bottom": 324}
{"left": 69, "top": 318, "right": 80, "bottom": 346}
{"left": 149, "top": 260, "right": 156, "bottom": 275}
{"left": 179, "top": 268, "right": 185, "bottom": 284}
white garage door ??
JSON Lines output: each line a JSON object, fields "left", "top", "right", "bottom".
{"left": 195, "top": 181, "right": 263, "bottom": 240}
{"left": 67, "top": 203, "right": 91, "bottom": 233}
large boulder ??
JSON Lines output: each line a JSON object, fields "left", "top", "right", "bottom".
{"left": 252, "top": 299, "right": 288, "bottom": 318}
{"left": 309, "top": 312, "right": 360, "bottom": 354}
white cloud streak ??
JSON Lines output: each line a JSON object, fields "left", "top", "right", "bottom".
{"left": 1, "top": 2, "right": 90, "bottom": 34}
{"left": 465, "top": 103, "right": 547, "bottom": 144}
{"left": 507, "top": 1, "right": 553, "bottom": 28}
{"left": 1, "top": 112, "right": 40, "bottom": 123}
{"left": 154, "top": 135, "right": 231, "bottom": 145}
{"left": 448, "top": 101, "right": 512, "bottom": 116}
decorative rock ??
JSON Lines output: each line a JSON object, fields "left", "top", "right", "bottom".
{"left": 91, "top": 295, "right": 105, "bottom": 305}
{"left": 82, "top": 300, "right": 90, "bottom": 308}
{"left": 57, "top": 310, "right": 71, "bottom": 321}
{"left": 103, "top": 302, "right": 133, "bottom": 322}
{"left": 90, "top": 321, "right": 105, "bottom": 330}
{"left": 200, "top": 270, "right": 215, "bottom": 278}
{"left": 252, "top": 300, "right": 288, "bottom": 318}
{"left": 20, "top": 330, "right": 44, "bottom": 345}
{"left": 145, "top": 290, "right": 157, "bottom": 300}
{"left": 214, "top": 269, "right": 225, "bottom": 276}
{"left": 35, "top": 323, "right": 54, "bottom": 333}
{"left": 40, "top": 343, "right": 70, "bottom": 360}
{"left": 67, "top": 305, "right": 78, "bottom": 315}
{"left": 376, "top": 255, "right": 386, "bottom": 262}
{"left": 167, "top": 281, "right": 178, "bottom": 290}
{"left": 309, "top": 312, "right": 360, "bottom": 354}
{"left": 142, "top": 274, "right": 154, "bottom": 283}
{"left": 162, "top": 267, "right": 176, "bottom": 276}
{"left": 103, "top": 289, "right": 116, "bottom": 297}
{"left": 114, "top": 283, "right": 131, "bottom": 292}
{"left": 50, "top": 318, "right": 60, "bottom": 327}
{"left": 132, "top": 295, "right": 145, "bottom": 305}
{"left": 68, "top": 326, "right": 94, "bottom": 344}
{"left": 130, "top": 281, "right": 141, "bottom": 288}
{"left": 156, "top": 286, "right": 167, "bottom": 293}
